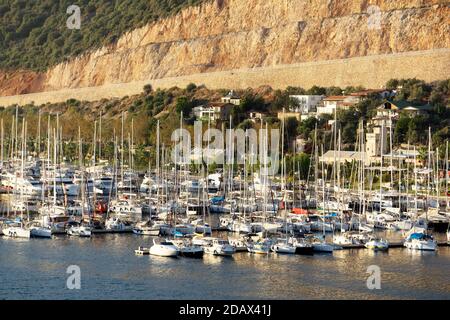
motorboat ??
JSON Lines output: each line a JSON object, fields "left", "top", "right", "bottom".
{"left": 67, "top": 224, "right": 92, "bottom": 237}
{"left": 247, "top": 239, "right": 271, "bottom": 254}
{"left": 271, "top": 239, "right": 296, "bottom": 254}
{"left": 202, "top": 238, "right": 236, "bottom": 256}
{"left": 309, "top": 235, "right": 334, "bottom": 253}
{"left": 133, "top": 220, "right": 160, "bottom": 236}
{"left": 172, "top": 239, "right": 204, "bottom": 258}
{"left": 135, "top": 246, "right": 150, "bottom": 255}
{"left": 149, "top": 239, "right": 179, "bottom": 257}
{"left": 404, "top": 232, "right": 437, "bottom": 251}
{"left": 333, "top": 231, "right": 368, "bottom": 246}
{"left": 365, "top": 237, "right": 389, "bottom": 250}
{"left": 105, "top": 217, "right": 133, "bottom": 232}
{"left": 288, "top": 236, "right": 314, "bottom": 255}
{"left": 228, "top": 236, "right": 248, "bottom": 252}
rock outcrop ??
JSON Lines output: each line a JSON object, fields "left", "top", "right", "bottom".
{"left": 0, "top": 0, "right": 449, "bottom": 98}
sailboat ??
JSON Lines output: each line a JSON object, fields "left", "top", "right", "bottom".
{"left": 3, "top": 118, "right": 31, "bottom": 239}
{"left": 2, "top": 220, "right": 31, "bottom": 238}
{"left": 312, "top": 144, "right": 334, "bottom": 253}
{"left": 67, "top": 129, "right": 92, "bottom": 238}
{"left": 29, "top": 220, "right": 52, "bottom": 238}
{"left": 247, "top": 121, "right": 271, "bottom": 255}
{"left": 403, "top": 129, "right": 437, "bottom": 251}
{"left": 271, "top": 111, "right": 295, "bottom": 255}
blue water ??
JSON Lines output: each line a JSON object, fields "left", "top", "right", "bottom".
{"left": 0, "top": 233, "right": 449, "bottom": 300}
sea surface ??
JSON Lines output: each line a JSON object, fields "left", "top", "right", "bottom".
{"left": 0, "top": 231, "right": 449, "bottom": 300}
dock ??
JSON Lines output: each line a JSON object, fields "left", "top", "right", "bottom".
{"left": 91, "top": 229, "right": 134, "bottom": 234}
{"left": 339, "top": 242, "right": 450, "bottom": 250}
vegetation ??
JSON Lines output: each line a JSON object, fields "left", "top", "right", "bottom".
{"left": 0, "top": 0, "right": 205, "bottom": 71}
{"left": 0, "top": 78, "right": 448, "bottom": 170}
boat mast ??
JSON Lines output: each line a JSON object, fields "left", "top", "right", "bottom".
{"left": 379, "top": 121, "right": 384, "bottom": 215}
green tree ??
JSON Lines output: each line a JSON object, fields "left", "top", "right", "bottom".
{"left": 175, "top": 96, "right": 193, "bottom": 116}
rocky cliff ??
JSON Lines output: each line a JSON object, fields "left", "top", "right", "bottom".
{"left": 1, "top": 0, "right": 449, "bottom": 97}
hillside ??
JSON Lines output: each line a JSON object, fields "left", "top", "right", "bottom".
{"left": 0, "top": 0, "right": 204, "bottom": 71}
{"left": 0, "top": 78, "right": 448, "bottom": 170}
{"left": 0, "top": 0, "right": 449, "bottom": 102}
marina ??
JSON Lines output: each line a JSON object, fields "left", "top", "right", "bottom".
{"left": 0, "top": 108, "right": 449, "bottom": 300}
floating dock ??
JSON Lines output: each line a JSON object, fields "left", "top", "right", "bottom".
{"left": 339, "top": 242, "right": 450, "bottom": 250}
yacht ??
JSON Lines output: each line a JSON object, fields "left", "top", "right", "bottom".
{"left": 172, "top": 239, "right": 204, "bottom": 258}
{"left": 288, "top": 237, "right": 314, "bottom": 255}
{"left": 333, "top": 231, "right": 368, "bottom": 246}
{"left": 404, "top": 232, "right": 437, "bottom": 251}
{"left": 133, "top": 220, "right": 160, "bottom": 236}
{"left": 247, "top": 239, "right": 271, "bottom": 254}
{"left": 365, "top": 237, "right": 389, "bottom": 251}
{"left": 2, "top": 222, "right": 31, "bottom": 238}
{"left": 105, "top": 217, "right": 133, "bottom": 232}
{"left": 109, "top": 199, "right": 143, "bottom": 217}
{"left": 228, "top": 236, "right": 248, "bottom": 252}
{"left": 149, "top": 239, "right": 179, "bottom": 257}
{"left": 271, "top": 239, "right": 296, "bottom": 254}
{"left": 309, "top": 235, "right": 334, "bottom": 253}
{"left": 67, "top": 224, "right": 92, "bottom": 237}
{"left": 29, "top": 222, "right": 52, "bottom": 238}
{"left": 202, "top": 238, "right": 236, "bottom": 256}
{"left": 135, "top": 246, "right": 150, "bottom": 255}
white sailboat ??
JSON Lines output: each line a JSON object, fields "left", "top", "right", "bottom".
{"left": 2, "top": 222, "right": 31, "bottom": 238}
{"left": 272, "top": 113, "right": 295, "bottom": 255}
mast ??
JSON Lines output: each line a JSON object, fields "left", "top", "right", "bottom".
{"left": 37, "top": 111, "right": 41, "bottom": 158}
{"left": 0, "top": 118, "right": 3, "bottom": 165}
{"left": 446, "top": 140, "right": 449, "bottom": 210}
{"left": 379, "top": 122, "right": 384, "bottom": 215}
{"left": 121, "top": 112, "right": 124, "bottom": 182}
{"left": 93, "top": 120, "right": 97, "bottom": 167}
{"left": 99, "top": 111, "right": 102, "bottom": 161}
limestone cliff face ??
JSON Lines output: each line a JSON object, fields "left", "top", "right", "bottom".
{"left": 1, "top": 0, "right": 449, "bottom": 96}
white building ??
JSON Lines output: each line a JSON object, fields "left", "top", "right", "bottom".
{"left": 317, "top": 96, "right": 359, "bottom": 115}
{"left": 221, "top": 90, "right": 241, "bottom": 106}
{"left": 289, "top": 95, "right": 325, "bottom": 114}
{"left": 366, "top": 125, "right": 388, "bottom": 157}
{"left": 192, "top": 103, "right": 233, "bottom": 121}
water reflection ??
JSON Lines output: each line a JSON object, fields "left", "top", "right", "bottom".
{"left": 0, "top": 233, "right": 449, "bottom": 300}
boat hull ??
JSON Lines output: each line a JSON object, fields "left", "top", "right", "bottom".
{"left": 149, "top": 245, "right": 178, "bottom": 257}
{"left": 2, "top": 227, "right": 31, "bottom": 239}
{"left": 30, "top": 227, "right": 52, "bottom": 238}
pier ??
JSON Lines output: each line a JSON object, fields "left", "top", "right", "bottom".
{"left": 339, "top": 241, "right": 450, "bottom": 250}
